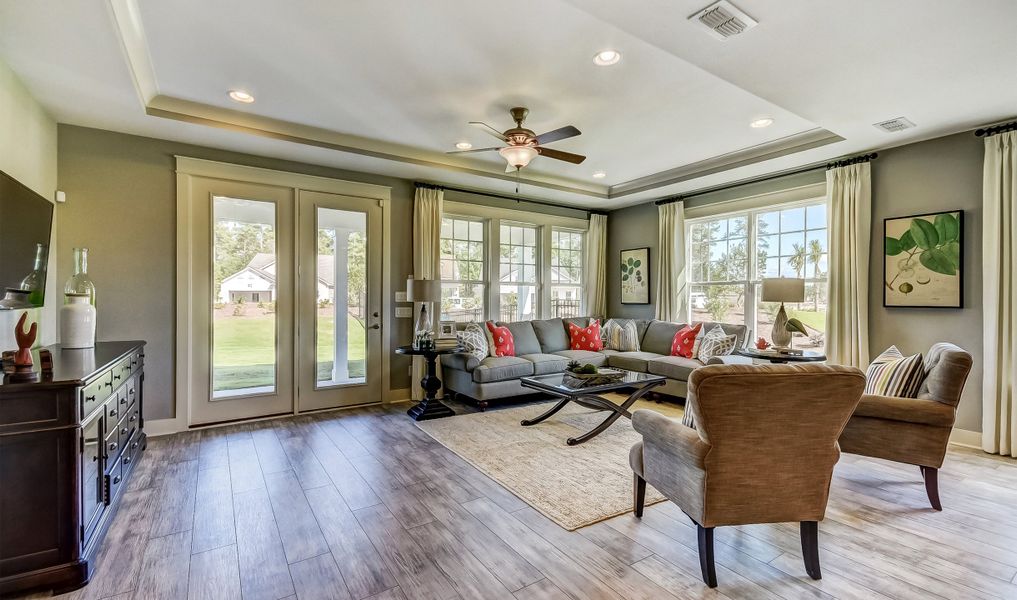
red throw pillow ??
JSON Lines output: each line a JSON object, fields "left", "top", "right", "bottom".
{"left": 671, "top": 323, "right": 702, "bottom": 358}
{"left": 486, "top": 321, "right": 515, "bottom": 357}
{"left": 567, "top": 319, "right": 604, "bottom": 351}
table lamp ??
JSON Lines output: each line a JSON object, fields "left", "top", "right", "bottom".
{"left": 761, "top": 277, "right": 805, "bottom": 348}
{"left": 406, "top": 278, "right": 441, "bottom": 350}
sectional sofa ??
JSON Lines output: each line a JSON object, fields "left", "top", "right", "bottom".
{"left": 440, "top": 317, "right": 749, "bottom": 410}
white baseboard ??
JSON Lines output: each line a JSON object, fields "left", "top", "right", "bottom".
{"left": 145, "top": 417, "right": 183, "bottom": 437}
{"left": 949, "top": 427, "right": 981, "bottom": 449}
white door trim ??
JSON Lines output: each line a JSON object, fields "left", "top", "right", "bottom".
{"left": 175, "top": 156, "right": 392, "bottom": 429}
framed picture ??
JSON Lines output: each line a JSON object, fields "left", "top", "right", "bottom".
{"left": 437, "top": 320, "right": 457, "bottom": 339}
{"left": 884, "top": 210, "right": 962, "bottom": 308}
{"left": 620, "top": 247, "right": 650, "bottom": 304}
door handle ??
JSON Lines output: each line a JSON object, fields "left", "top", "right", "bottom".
{"left": 372, "top": 311, "right": 380, "bottom": 318}
{"left": 369, "top": 324, "right": 380, "bottom": 330}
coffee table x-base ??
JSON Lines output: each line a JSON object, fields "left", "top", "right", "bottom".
{"left": 518, "top": 369, "right": 665, "bottom": 445}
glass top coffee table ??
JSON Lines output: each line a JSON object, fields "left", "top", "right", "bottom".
{"left": 519, "top": 369, "right": 665, "bottom": 446}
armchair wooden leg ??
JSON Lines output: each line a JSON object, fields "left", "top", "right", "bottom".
{"left": 697, "top": 525, "right": 718, "bottom": 588}
{"left": 920, "top": 466, "right": 942, "bottom": 511}
{"left": 800, "top": 521, "right": 822, "bottom": 580}
{"left": 633, "top": 474, "right": 646, "bottom": 518}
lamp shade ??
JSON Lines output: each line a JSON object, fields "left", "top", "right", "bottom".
{"left": 761, "top": 277, "right": 805, "bottom": 303}
{"left": 406, "top": 278, "right": 441, "bottom": 302}
{"left": 498, "top": 146, "right": 538, "bottom": 169}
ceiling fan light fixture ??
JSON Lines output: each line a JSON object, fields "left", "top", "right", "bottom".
{"left": 592, "top": 171, "right": 607, "bottom": 179}
{"left": 499, "top": 146, "right": 538, "bottom": 169}
{"left": 455, "top": 141, "right": 473, "bottom": 150}
{"left": 228, "top": 89, "right": 255, "bottom": 103}
{"left": 750, "top": 117, "right": 774, "bottom": 128}
{"left": 593, "top": 49, "right": 621, "bottom": 66}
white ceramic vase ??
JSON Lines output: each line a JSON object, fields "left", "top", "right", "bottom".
{"left": 61, "top": 293, "right": 96, "bottom": 348}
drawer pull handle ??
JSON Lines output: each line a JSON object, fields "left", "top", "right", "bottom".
{"left": 112, "top": 476, "right": 121, "bottom": 485}
{"left": 93, "top": 454, "right": 98, "bottom": 462}
{"left": 108, "top": 442, "right": 118, "bottom": 452}
{"left": 121, "top": 397, "right": 127, "bottom": 404}
{"left": 124, "top": 456, "right": 132, "bottom": 464}
{"left": 121, "top": 427, "right": 129, "bottom": 435}
{"left": 132, "top": 442, "right": 139, "bottom": 449}
{"left": 129, "top": 389, "right": 135, "bottom": 395}
{"left": 129, "top": 414, "right": 137, "bottom": 422}
{"left": 86, "top": 395, "right": 96, "bottom": 402}
{"left": 114, "top": 374, "right": 122, "bottom": 381}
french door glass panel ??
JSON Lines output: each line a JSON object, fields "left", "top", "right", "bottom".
{"left": 212, "top": 197, "right": 277, "bottom": 399}
{"left": 315, "top": 207, "right": 367, "bottom": 388}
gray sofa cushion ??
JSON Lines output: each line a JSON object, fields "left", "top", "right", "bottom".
{"left": 518, "top": 353, "right": 569, "bottom": 375}
{"left": 647, "top": 356, "right": 704, "bottom": 381}
{"left": 441, "top": 353, "right": 480, "bottom": 372}
{"left": 607, "top": 351, "right": 664, "bottom": 372}
{"left": 641, "top": 320, "right": 686, "bottom": 355}
{"left": 552, "top": 350, "right": 608, "bottom": 367}
{"left": 497, "top": 321, "right": 542, "bottom": 356}
{"left": 531, "top": 318, "right": 570, "bottom": 353}
{"left": 472, "top": 356, "right": 535, "bottom": 383}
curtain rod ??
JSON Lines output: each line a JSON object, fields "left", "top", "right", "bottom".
{"left": 975, "top": 120, "right": 1017, "bottom": 137}
{"left": 653, "top": 152, "right": 878, "bottom": 206}
{"left": 413, "top": 181, "right": 607, "bottom": 216}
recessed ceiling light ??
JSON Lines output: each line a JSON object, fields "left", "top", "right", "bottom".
{"left": 228, "top": 89, "right": 255, "bottom": 103}
{"left": 750, "top": 117, "right": 774, "bottom": 128}
{"left": 455, "top": 141, "right": 473, "bottom": 150}
{"left": 593, "top": 50, "right": 621, "bottom": 66}
{"left": 592, "top": 171, "right": 607, "bottom": 179}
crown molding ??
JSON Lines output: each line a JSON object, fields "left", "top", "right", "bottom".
{"left": 108, "top": 0, "right": 843, "bottom": 202}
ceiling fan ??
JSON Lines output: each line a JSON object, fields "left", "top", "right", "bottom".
{"left": 448, "top": 107, "right": 586, "bottom": 172}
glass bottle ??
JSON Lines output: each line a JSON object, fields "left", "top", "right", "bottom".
{"left": 19, "top": 243, "right": 49, "bottom": 306}
{"left": 65, "top": 247, "right": 96, "bottom": 306}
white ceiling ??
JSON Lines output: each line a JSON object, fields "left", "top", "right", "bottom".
{"left": 1, "top": 0, "right": 1015, "bottom": 209}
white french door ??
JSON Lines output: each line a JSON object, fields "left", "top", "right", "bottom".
{"left": 296, "top": 190, "right": 382, "bottom": 411}
{"left": 179, "top": 164, "right": 386, "bottom": 426}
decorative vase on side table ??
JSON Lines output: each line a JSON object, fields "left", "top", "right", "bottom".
{"left": 761, "top": 277, "right": 805, "bottom": 348}
{"left": 61, "top": 248, "right": 97, "bottom": 348}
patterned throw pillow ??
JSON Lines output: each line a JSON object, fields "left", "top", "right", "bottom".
{"left": 865, "top": 346, "right": 925, "bottom": 398}
{"left": 456, "top": 324, "right": 488, "bottom": 362}
{"left": 567, "top": 319, "right": 604, "bottom": 351}
{"left": 697, "top": 325, "right": 737, "bottom": 360}
{"left": 485, "top": 321, "right": 515, "bottom": 357}
{"left": 603, "top": 319, "right": 640, "bottom": 352}
{"left": 670, "top": 323, "right": 702, "bottom": 358}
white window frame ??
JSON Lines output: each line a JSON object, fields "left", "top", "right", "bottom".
{"left": 439, "top": 215, "right": 489, "bottom": 323}
{"left": 549, "top": 227, "right": 585, "bottom": 318}
{"left": 684, "top": 196, "right": 828, "bottom": 345}
{"left": 441, "top": 200, "right": 588, "bottom": 321}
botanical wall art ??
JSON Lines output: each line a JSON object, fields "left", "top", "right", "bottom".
{"left": 884, "top": 210, "right": 962, "bottom": 308}
{"left": 620, "top": 247, "right": 650, "bottom": 304}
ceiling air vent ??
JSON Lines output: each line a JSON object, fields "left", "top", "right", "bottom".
{"left": 689, "top": 1, "right": 758, "bottom": 40}
{"left": 873, "top": 117, "right": 916, "bottom": 133}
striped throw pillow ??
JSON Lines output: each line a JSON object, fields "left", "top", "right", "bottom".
{"left": 865, "top": 346, "right": 926, "bottom": 398}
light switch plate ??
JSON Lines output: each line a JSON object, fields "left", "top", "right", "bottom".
{"left": 395, "top": 291, "right": 407, "bottom": 302}
{"left": 395, "top": 306, "right": 412, "bottom": 318}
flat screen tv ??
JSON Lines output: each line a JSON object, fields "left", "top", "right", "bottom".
{"left": 0, "top": 170, "right": 54, "bottom": 309}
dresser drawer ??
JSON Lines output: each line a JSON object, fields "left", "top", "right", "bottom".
{"left": 103, "top": 417, "right": 120, "bottom": 463}
{"left": 112, "top": 359, "right": 130, "bottom": 391}
{"left": 81, "top": 372, "right": 113, "bottom": 419}
{"left": 102, "top": 394, "right": 120, "bottom": 436}
{"left": 105, "top": 458, "right": 123, "bottom": 505}
{"left": 121, "top": 431, "right": 141, "bottom": 474}
{"left": 125, "top": 376, "right": 137, "bottom": 411}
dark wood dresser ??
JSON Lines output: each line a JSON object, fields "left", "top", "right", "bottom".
{"left": 0, "top": 341, "right": 146, "bottom": 597}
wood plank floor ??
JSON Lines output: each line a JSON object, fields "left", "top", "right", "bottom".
{"left": 18, "top": 401, "right": 1017, "bottom": 600}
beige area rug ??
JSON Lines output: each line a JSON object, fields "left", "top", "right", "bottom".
{"left": 416, "top": 397, "right": 684, "bottom": 530}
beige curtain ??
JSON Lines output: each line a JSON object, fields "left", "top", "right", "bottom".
{"left": 584, "top": 213, "right": 608, "bottom": 318}
{"left": 654, "top": 201, "right": 686, "bottom": 322}
{"left": 825, "top": 163, "right": 871, "bottom": 367}
{"left": 982, "top": 131, "right": 1017, "bottom": 457}
{"left": 411, "top": 186, "right": 443, "bottom": 401}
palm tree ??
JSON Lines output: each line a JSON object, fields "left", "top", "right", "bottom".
{"left": 788, "top": 243, "right": 807, "bottom": 278}
{"left": 807, "top": 239, "right": 824, "bottom": 310}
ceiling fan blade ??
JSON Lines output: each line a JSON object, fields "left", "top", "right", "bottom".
{"left": 469, "top": 121, "right": 508, "bottom": 142}
{"left": 446, "top": 147, "right": 502, "bottom": 154}
{"left": 535, "top": 125, "right": 581, "bottom": 145}
{"left": 537, "top": 147, "right": 586, "bottom": 164}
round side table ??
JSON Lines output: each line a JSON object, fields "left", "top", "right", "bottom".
{"left": 736, "top": 347, "right": 827, "bottom": 364}
{"left": 395, "top": 344, "right": 464, "bottom": 421}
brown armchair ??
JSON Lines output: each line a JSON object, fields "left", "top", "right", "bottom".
{"left": 839, "top": 342, "right": 972, "bottom": 510}
{"left": 630, "top": 364, "right": 865, "bottom": 588}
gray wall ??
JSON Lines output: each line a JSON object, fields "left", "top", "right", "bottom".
{"left": 869, "top": 131, "right": 983, "bottom": 432}
{"left": 607, "top": 201, "right": 658, "bottom": 319}
{"left": 607, "top": 130, "right": 985, "bottom": 432}
{"left": 57, "top": 125, "right": 414, "bottom": 420}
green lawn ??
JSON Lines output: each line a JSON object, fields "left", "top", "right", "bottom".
{"left": 788, "top": 309, "right": 826, "bottom": 332}
{"left": 213, "top": 312, "right": 365, "bottom": 391}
